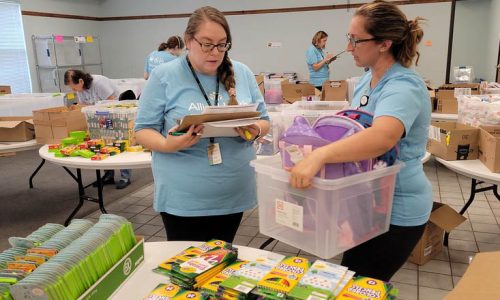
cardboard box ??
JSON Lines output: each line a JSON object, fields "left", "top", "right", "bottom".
{"left": 255, "top": 75, "right": 264, "bottom": 97}
{"left": 0, "top": 117, "right": 35, "bottom": 142}
{"left": 428, "top": 89, "right": 437, "bottom": 112}
{"left": 78, "top": 236, "right": 144, "bottom": 300}
{"left": 444, "top": 251, "right": 500, "bottom": 300}
{"left": 478, "top": 126, "right": 500, "bottom": 172}
{"left": 321, "top": 80, "right": 347, "bottom": 101}
{"left": 281, "top": 81, "right": 315, "bottom": 104}
{"left": 427, "top": 121, "right": 479, "bottom": 160}
{"left": 436, "top": 83, "right": 480, "bottom": 113}
{"left": 32, "top": 106, "right": 87, "bottom": 144}
{"left": 0, "top": 85, "right": 11, "bottom": 94}
{"left": 409, "top": 202, "right": 466, "bottom": 265}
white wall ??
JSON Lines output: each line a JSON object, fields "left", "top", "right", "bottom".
{"left": 98, "top": 1, "right": 451, "bottom": 85}
{"left": 19, "top": 0, "right": 101, "bottom": 92}
{"left": 485, "top": 0, "right": 500, "bottom": 81}
{"left": 451, "top": 0, "right": 491, "bottom": 82}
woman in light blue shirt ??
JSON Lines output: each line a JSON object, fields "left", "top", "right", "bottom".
{"left": 134, "top": 6, "right": 270, "bottom": 243}
{"left": 144, "top": 36, "right": 184, "bottom": 80}
{"left": 305, "top": 31, "right": 335, "bottom": 90}
{"left": 291, "top": 1, "right": 431, "bottom": 281}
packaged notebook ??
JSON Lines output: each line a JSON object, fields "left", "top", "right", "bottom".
{"left": 154, "top": 239, "right": 230, "bottom": 277}
{"left": 143, "top": 283, "right": 183, "bottom": 300}
{"left": 218, "top": 252, "right": 284, "bottom": 299}
{"left": 336, "top": 276, "right": 398, "bottom": 300}
{"left": 253, "top": 256, "right": 310, "bottom": 299}
{"left": 170, "top": 247, "right": 238, "bottom": 289}
{"left": 288, "top": 260, "right": 348, "bottom": 300}
{"left": 200, "top": 260, "right": 248, "bottom": 299}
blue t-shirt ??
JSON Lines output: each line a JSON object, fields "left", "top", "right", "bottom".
{"left": 351, "top": 63, "right": 432, "bottom": 226}
{"left": 135, "top": 55, "right": 269, "bottom": 216}
{"left": 144, "top": 51, "right": 178, "bottom": 74}
{"left": 306, "top": 45, "right": 329, "bottom": 87}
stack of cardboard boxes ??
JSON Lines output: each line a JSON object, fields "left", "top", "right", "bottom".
{"left": 433, "top": 83, "right": 480, "bottom": 114}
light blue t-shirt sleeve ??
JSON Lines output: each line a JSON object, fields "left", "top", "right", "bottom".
{"left": 134, "top": 70, "right": 166, "bottom": 133}
{"left": 144, "top": 55, "right": 150, "bottom": 73}
{"left": 306, "top": 47, "right": 318, "bottom": 66}
{"left": 373, "top": 76, "right": 424, "bottom": 135}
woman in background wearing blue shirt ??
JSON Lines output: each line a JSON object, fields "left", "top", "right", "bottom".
{"left": 305, "top": 31, "right": 335, "bottom": 90}
{"left": 291, "top": 0, "right": 432, "bottom": 281}
{"left": 143, "top": 36, "right": 185, "bottom": 80}
{"left": 134, "top": 6, "right": 270, "bottom": 243}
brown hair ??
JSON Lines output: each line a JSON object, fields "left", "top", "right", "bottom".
{"left": 158, "top": 35, "right": 185, "bottom": 51}
{"left": 185, "top": 6, "right": 237, "bottom": 104}
{"left": 64, "top": 69, "right": 93, "bottom": 89}
{"left": 355, "top": 0, "right": 424, "bottom": 67}
{"left": 311, "top": 31, "right": 328, "bottom": 47}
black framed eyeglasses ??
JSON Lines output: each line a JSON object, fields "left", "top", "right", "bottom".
{"left": 346, "top": 33, "right": 380, "bottom": 48}
{"left": 193, "top": 37, "right": 231, "bottom": 53}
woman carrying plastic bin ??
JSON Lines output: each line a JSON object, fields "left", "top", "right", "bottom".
{"left": 134, "top": 6, "right": 270, "bottom": 242}
{"left": 306, "top": 31, "right": 335, "bottom": 91}
{"left": 290, "top": 0, "right": 432, "bottom": 281}
{"left": 64, "top": 70, "right": 132, "bottom": 190}
{"left": 144, "top": 36, "right": 185, "bottom": 80}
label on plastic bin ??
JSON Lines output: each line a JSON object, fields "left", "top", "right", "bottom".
{"left": 275, "top": 198, "right": 303, "bottom": 232}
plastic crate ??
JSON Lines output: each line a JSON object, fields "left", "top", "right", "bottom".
{"left": 251, "top": 156, "right": 401, "bottom": 259}
{"left": 81, "top": 100, "right": 138, "bottom": 144}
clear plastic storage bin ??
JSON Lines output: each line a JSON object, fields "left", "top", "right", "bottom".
{"left": 251, "top": 156, "right": 401, "bottom": 259}
{"left": 81, "top": 100, "right": 138, "bottom": 144}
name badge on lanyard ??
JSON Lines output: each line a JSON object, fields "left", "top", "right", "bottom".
{"left": 186, "top": 56, "right": 223, "bottom": 166}
{"left": 360, "top": 95, "right": 369, "bottom": 107}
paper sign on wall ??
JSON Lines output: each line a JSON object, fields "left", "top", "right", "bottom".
{"left": 74, "top": 36, "right": 86, "bottom": 43}
{"left": 267, "top": 42, "right": 282, "bottom": 48}
{"left": 54, "top": 35, "right": 64, "bottom": 44}
{"left": 86, "top": 36, "right": 94, "bottom": 43}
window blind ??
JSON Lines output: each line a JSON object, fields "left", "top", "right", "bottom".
{"left": 0, "top": 0, "right": 32, "bottom": 93}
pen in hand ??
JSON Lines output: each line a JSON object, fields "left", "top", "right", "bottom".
{"left": 168, "top": 131, "right": 201, "bottom": 136}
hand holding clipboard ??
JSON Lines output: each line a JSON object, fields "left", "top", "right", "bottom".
{"left": 327, "top": 50, "right": 346, "bottom": 64}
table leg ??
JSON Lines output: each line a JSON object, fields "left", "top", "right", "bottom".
{"left": 96, "top": 170, "right": 107, "bottom": 214}
{"left": 259, "top": 237, "right": 275, "bottom": 250}
{"left": 64, "top": 168, "right": 85, "bottom": 226}
{"left": 444, "top": 178, "right": 499, "bottom": 246}
{"left": 29, "top": 159, "right": 45, "bottom": 188}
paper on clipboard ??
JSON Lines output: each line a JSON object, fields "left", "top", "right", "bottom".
{"left": 200, "top": 117, "right": 260, "bottom": 138}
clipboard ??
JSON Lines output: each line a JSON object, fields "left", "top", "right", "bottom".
{"left": 177, "top": 111, "right": 261, "bottom": 132}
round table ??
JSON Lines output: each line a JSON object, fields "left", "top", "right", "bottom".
{"left": 435, "top": 157, "right": 500, "bottom": 245}
{"left": 110, "top": 241, "right": 271, "bottom": 300}
{"left": 39, "top": 145, "right": 152, "bottom": 225}
{"left": 422, "top": 151, "right": 431, "bottom": 164}
{"left": 0, "top": 139, "right": 38, "bottom": 154}
{"left": 431, "top": 113, "right": 458, "bottom": 122}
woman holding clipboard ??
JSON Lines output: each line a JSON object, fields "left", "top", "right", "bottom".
{"left": 134, "top": 6, "right": 270, "bottom": 243}
{"left": 306, "top": 31, "right": 341, "bottom": 91}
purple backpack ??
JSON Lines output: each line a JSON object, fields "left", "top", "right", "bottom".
{"left": 279, "top": 114, "right": 372, "bottom": 179}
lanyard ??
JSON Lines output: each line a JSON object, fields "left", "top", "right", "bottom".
{"left": 186, "top": 56, "right": 219, "bottom": 106}
{"left": 186, "top": 56, "right": 219, "bottom": 143}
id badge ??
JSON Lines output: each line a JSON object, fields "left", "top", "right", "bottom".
{"left": 207, "top": 143, "right": 222, "bottom": 165}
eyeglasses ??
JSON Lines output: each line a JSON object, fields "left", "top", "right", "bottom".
{"left": 346, "top": 33, "right": 380, "bottom": 48}
{"left": 192, "top": 37, "right": 231, "bottom": 53}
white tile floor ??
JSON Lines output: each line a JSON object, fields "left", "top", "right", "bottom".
{"left": 85, "top": 157, "right": 500, "bottom": 300}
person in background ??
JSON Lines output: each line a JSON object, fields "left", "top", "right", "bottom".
{"left": 134, "top": 6, "right": 270, "bottom": 243}
{"left": 64, "top": 69, "right": 132, "bottom": 189}
{"left": 306, "top": 31, "right": 335, "bottom": 91}
{"left": 290, "top": 0, "right": 431, "bottom": 281}
{"left": 144, "top": 36, "right": 185, "bottom": 80}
